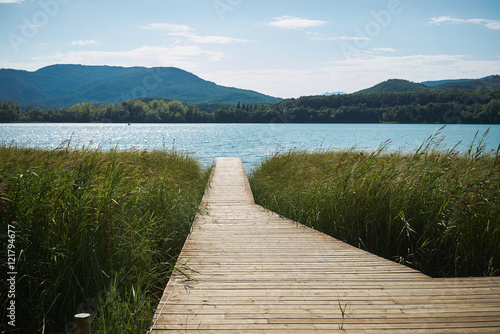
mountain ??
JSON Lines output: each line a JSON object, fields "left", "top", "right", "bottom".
{"left": 355, "top": 79, "right": 430, "bottom": 94}
{"left": 421, "top": 78, "right": 476, "bottom": 87}
{"left": 356, "top": 76, "right": 500, "bottom": 94}
{"left": 0, "top": 64, "right": 281, "bottom": 108}
{"left": 432, "top": 75, "right": 500, "bottom": 91}
{"left": 420, "top": 75, "right": 498, "bottom": 88}
{"left": 323, "top": 92, "right": 346, "bottom": 96}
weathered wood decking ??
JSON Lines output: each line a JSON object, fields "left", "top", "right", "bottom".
{"left": 150, "top": 158, "right": 500, "bottom": 333}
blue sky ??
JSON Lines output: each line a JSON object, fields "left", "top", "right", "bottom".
{"left": 1, "top": 0, "right": 500, "bottom": 98}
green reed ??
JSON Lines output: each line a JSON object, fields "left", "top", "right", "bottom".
{"left": 250, "top": 129, "right": 500, "bottom": 278}
{"left": 0, "top": 145, "right": 210, "bottom": 333}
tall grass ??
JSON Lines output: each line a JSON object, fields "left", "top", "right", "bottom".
{"left": 250, "top": 129, "right": 500, "bottom": 277}
{"left": 0, "top": 144, "right": 210, "bottom": 333}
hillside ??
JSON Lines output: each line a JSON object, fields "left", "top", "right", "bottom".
{"left": 0, "top": 64, "right": 281, "bottom": 108}
{"left": 323, "top": 91, "right": 346, "bottom": 96}
{"left": 355, "top": 79, "right": 431, "bottom": 94}
{"left": 421, "top": 75, "right": 499, "bottom": 89}
{"left": 433, "top": 75, "right": 500, "bottom": 91}
{"left": 421, "top": 78, "right": 475, "bottom": 87}
{"left": 356, "top": 76, "right": 500, "bottom": 94}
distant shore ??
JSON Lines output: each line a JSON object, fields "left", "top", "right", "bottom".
{"left": 2, "top": 86, "right": 500, "bottom": 124}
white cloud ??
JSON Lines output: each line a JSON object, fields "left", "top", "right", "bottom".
{"left": 429, "top": 16, "right": 462, "bottom": 25}
{"left": 1, "top": 45, "right": 224, "bottom": 72}
{"left": 324, "top": 54, "right": 500, "bottom": 92}
{"left": 267, "top": 16, "right": 328, "bottom": 30}
{"left": 141, "top": 23, "right": 191, "bottom": 32}
{"left": 170, "top": 31, "right": 251, "bottom": 44}
{"left": 483, "top": 20, "right": 500, "bottom": 30}
{"left": 71, "top": 40, "right": 98, "bottom": 46}
{"left": 204, "top": 54, "right": 500, "bottom": 98}
{"left": 141, "top": 23, "right": 252, "bottom": 44}
{"left": 370, "top": 48, "right": 397, "bottom": 53}
{"left": 0, "top": 0, "right": 24, "bottom": 3}
{"left": 309, "top": 34, "right": 370, "bottom": 41}
{"left": 429, "top": 16, "right": 500, "bottom": 30}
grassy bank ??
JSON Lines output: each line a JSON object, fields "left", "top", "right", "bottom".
{"left": 0, "top": 145, "right": 211, "bottom": 333}
{"left": 250, "top": 129, "right": 500, "bottom": 278}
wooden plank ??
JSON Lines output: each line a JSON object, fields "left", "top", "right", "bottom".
{"left": 149, "top": 157, "right": 500, "bottom": 333}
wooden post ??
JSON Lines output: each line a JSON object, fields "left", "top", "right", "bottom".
{"left": 74, "top": 313, "right": 91, "bottom": 334}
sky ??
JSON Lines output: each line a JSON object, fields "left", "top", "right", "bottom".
{"left": 1, "top": 0, "right": 500, "bottom": 98}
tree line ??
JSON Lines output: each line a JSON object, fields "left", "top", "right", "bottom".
{"left": 1, "top": 89, "right": 500, "bottom": 124}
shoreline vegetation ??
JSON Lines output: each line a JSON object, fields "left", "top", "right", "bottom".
{"left": 1, "top": 87, "right": 500, "bottom": 124}
{"left": 250, "top": 128, "right": 500, "bottom": 278}
{"left": 0, "top": 145, "right": 211, "bottom": 333}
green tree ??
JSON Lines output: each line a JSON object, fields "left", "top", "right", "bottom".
{"left": 476, "top": 99, "right": 500, "bottom": 123}
{"left": 0, "top": 101, "right": 20, "bottom": 122}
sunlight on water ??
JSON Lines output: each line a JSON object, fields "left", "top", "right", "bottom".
{"left": 1, "top": 123, "right": 498, "bottom": 171}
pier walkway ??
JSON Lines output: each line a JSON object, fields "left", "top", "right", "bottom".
{"left": 150, "top": 157, "right": 500, "bottom": 333}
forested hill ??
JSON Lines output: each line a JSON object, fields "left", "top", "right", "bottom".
{"left": 356, "top": 79, "right": 431, "bottom": 94}
{"left": 1, "top": 70, "right": 500, "bottom": 123}
{"left": 0, "top": 65, "right": 281, "bottom": 108}
{"left": 2, "top": 88, "right": 499, "bottom": 123}
{"left": 421, "top": 78, "right": 477, "bottom": 87}
{"left": 273, "top": 87, "right": 500, "bottom": 124}
{"left": 356, "top": 76, "right": 500, "bottom": 94}
{"left": 430, "top": 75, "right": 500, "bottom": 91}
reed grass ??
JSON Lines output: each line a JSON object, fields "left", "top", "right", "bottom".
{"left": 250, "top": 128, "right": 500, "bottom": 277}
{"left": 0, "top": 144, "right": 211, "bottom": 333}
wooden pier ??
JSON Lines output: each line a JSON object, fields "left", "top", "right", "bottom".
{"left": 150, "top": 157, "right": 500, "bottom": 333}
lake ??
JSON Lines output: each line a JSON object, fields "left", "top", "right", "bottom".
{"left": 1, "top": 123, "right": 499, "bottom": 171}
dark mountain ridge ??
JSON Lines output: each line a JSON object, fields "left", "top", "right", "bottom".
{"left": 0, "top": 64, "right": 281, "bottom": 108}
{"left": 421, "top": 78, "right": 476, "bottom": 87}
{"left": 355, "top": 75, "right": 500, "bottom": 94}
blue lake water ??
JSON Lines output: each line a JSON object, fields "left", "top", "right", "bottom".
{"left": 1, "top": 123, "right": 499, "bottom": 171}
